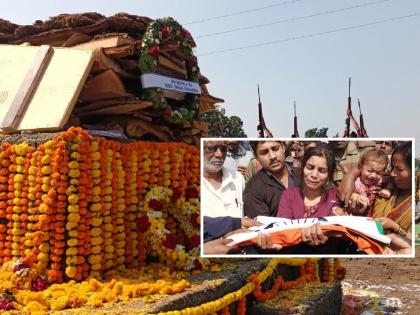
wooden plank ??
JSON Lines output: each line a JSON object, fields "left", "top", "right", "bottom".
{"left": 91, "top": 48, "right": 135, "bottom": 79}
{"left": 79, "top": 69, "right": 127, "bottom": 102}
{"left": 0, "top": 45, "right": 94, "bottom": 131}
{"left": 160, "top": 52, "right": 185, "bottom": 68}
{"left": 14, "top": 19, "right": 108, "bottom": 45}
{"left": 78, "top": 100, "right": 153, "bottom": 116}
{"left": 1, "top": 45, "right": 53, "bottom": 131}
{"left": 198, "top": 94, "right": 224, "bottom": 105}
{"left": 62, "top": 32, "right": 92, "bottom": 47}
{"left": 161, "top": 89, "right": 185, "bottom": 101}
{"left": 125, "top": 119, "right": 173, "bottom": 141}
{"left": 198, "top": 101, "right": 216, "bottom": 114}
{"left": 160, "top": 39, "right": 179, "bottom": 52}
{"left": 157, "top": 67, "right": 187, "bottom": 81}
{"left": 192, "top": 120, "right": 209, "bottom": 133}
{"left": 75, "top": 35, "right": 135, "bottom": 50}
{"left": 103, "top": 45, "right": 135, "bottom": 58}
{"left": 158, "top": 54, "right": 186, "bottom": 76}
{"left": 180, "top": 128, "right": 201, "bottom": 136}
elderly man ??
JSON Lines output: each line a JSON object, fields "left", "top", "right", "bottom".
{"left": 243, "top": 140, "right": 299, "bottom": 218}
{"left": 202, "top": 141, "right": 245, "bottom": 218}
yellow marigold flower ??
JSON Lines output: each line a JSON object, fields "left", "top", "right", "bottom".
{"left": 90, "top": 203, "right": 101, "bottom": 212}
{"left": 92, "top": 169, "right": 101, "bottom": 178}
{"left": 66, "top": 247, "right": 78, "bottom": 256}
{"left": 66, "top": 185, "right": 76, "bottom": 195}
{"left": 41, "top": 184, "right": 49, "bottom": 192}
{"left": 88, "top": 255, "right": 102, "bottom": 265}
{"left": 91, "top": 237, "right": 103, "bottom": 246}
{"left": 104, "top": 245, "right": 114, "bottom": 253}
{"left": 29, "top": 165, "right": 37, "bottom": 175}
{"left": 41, "top": 165, "right": 51, "bottom": 175}
{"left": 69, "top": 169, "right": 80, "bottom": 178}
{"left": 91, "top": 245, "right": 101, "bottom": 254}
{"left": 13, "top": 174, "right": 24, "bottom": 183}
{"left": 69, "top": 178, "right": 78, "bottom": 185}
{"left": 16, "top": 165, "right": 24, "bottom": 173}
{"left": 12, "top": 197, "right": 20, "bottom": 206}
{"left": 70, "top": 143, "right": 79, "bottom": 151}
{"left": 91, "top": 218, "right": 103, "bottom": 226}
{"left": 115, "top": 233, "right": 126, "bottom": 241}
{"left": 104, "top": 224, "right": 113, "bottom": 232}
{"left": 66, "top": 256, "right": 78, "bottom": 265}
{"left": 66, "top": 221, "right": 78, "bottom": 230}
{"left": 39, "top": 242, "right": 50, "bottom": 252}
{"left": 41, "top": 155, "right": 51, "bottom": 164}
{"left": 68, "top": 205, "right": 79, "bottom": 213}
{"left": 50, "top": 295, "right": 69, "bottom": 311}
{"left": 67, "top": 238, "right": 78, "bottom": 247}
{"left": 65, "top": 266, "right": 77, "bottom": 278}
{"left": 15, "top": 142, "right": 29, "bottom": 156}
{"left": 68, "top": 194, "right": 79, "bottom": 205}
{"left": 68, "top": 161, "right": 79, "bottom": 169}
{"left": 38, "top": 252, "right": 49, "bottom": 262}
{"left": 68, "top": 213, "right": 80, "bottom": 222}
{"left": 68, "top": 230, "right": 78, "bottom": 238}
{"left": 22, "top": 301, "right": 48, "bottom": 313}
{"left": 16, "top": 156, "right": 25, "bottom": 165}
{"left": 91, "top": 263, "right": 101, "bottom": 271}
{"left": 90, "top": 141, "right": 99, "bottom": 151}
{"left": 116, "top": 248, "right": 125, "bottom": 256}
{"left": 104, "top": 238, "right": 113, "bottom": 246}
{"left": 70, "top": 151, "right": 81, "bottom": 160}
{"left": 92, "top": 161, "right": 101, "bottom": 169}
{"left": 91, "top": 228, "right": 101, "bottom": 237}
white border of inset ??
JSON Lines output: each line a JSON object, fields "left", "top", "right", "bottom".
{"left": 200, "top": 137, "right": 415, "bottom": 258}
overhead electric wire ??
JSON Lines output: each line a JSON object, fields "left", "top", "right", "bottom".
{"left": 196, "top": 0, "right": 393, "bottom": 38}
{"left": 198, "top": 12, "right": 420, "bottom": 57}
{"left": 184, "top": 0, "right": 305, "bottom": 25}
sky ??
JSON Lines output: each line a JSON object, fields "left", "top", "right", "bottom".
{"left": 2, "top": 0, "right": 420, "bottom": 153}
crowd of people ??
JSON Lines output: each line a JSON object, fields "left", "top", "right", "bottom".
{"left": 202, "top": 139, "right": 413, "bottom": 255}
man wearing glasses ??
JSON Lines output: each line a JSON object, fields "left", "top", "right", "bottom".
{"left": 202, "top": 141, "right": 245, "bottom": 219}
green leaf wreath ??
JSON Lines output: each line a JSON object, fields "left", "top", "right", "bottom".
{"left": 138, "top": 17, "right": 200, "bottom": 125}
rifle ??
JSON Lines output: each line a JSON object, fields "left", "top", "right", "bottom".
{"left": 293, "top": 101, "right": 299, "bottom": 138}
{"left": 257, "top": 85, "right": 273, "bottom": 138}
{"left": 358, "top": 99, "right": 368, "bottom": 137}
{"left": 343, "top": 77, "right": 351, "bottom": 137}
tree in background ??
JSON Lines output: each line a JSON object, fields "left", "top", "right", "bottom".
{"left": 304, "top": 127, "right": 328, "bottom": 138}
{"left": 200, "top": 107, "right": 247, "bottom": 137}
{"left": 415, "top": 158, "right": 420, "bottom": 172}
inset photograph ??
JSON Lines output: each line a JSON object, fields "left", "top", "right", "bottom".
{"left": 201, "top": 139, "right": 414, "bottom": 257}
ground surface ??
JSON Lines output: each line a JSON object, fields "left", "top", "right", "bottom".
{"left": 342, "top": 246, "right": 420, "bottom": 314}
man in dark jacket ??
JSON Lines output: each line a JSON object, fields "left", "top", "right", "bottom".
{"left": 244, "top": 141, "right": 299, "bottom": 218}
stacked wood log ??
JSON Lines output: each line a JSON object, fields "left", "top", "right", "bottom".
{"left": 1, "top": 13, "right": 223, "bottom": 145}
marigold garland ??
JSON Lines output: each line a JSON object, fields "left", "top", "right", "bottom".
{"left": 0, "top": 127, "right": 346, "bottom": 314}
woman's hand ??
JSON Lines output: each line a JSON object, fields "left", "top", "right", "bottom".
{"left": 337, "top": 167, "right": 360, "bottom": 206}
{"left": 256, "top": 232, "right": 283, "bottom": 251}
{"left": 241, "top": 217, "right": 262, "bottom": 228}
{"left": 331, "top": 206, "right": 349, "bottom": 216}
{"left": 383, "top": 233, "right": 412, "bottom": 255}
{"left": 375, "top": 217, "right": 400, "bottom": 233}
{"left": 301, "top": 223, "right": 328, "bottom": 246}
{"left": 203, "top": 238, "right": 234, "bottom": 255}
{"left": 349, "top": 193, "right": 370, "bottom": 214}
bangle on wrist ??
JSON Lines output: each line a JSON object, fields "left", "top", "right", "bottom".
{"left": 397, "top": 227, "right": 407, "bottom": 237}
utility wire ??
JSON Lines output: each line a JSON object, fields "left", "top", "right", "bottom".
{"left": 184, "top": 0, "right": 305, "bottom": 25}
{"left": 198, "top": 12, "right": 420, "bottom": 56}
{"left": 196, "top": 0, "right": 393, "bottom": 38}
